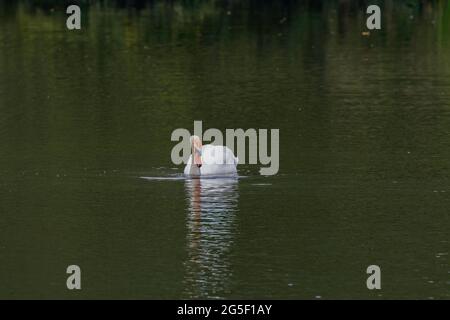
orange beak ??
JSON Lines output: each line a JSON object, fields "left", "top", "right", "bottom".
{"left": 192, "top": 138, "right": 203, "bottom": 167}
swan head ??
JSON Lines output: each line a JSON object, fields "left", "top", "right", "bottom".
{"left": 190, "top": 135, "right": 203, "bottom": 167}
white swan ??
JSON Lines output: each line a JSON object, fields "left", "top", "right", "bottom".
{"left": 184, "top": 136, "right": 238, "bottom": 176}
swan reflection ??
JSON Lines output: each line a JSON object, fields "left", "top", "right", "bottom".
{"left": 183, "top": 177, "right": 239, "bottom": 299}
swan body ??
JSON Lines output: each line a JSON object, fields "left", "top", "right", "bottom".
{"left": 184, "top": 144, "right": 238, "bottom": 177}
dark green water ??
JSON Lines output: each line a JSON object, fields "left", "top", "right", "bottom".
{"left": 0, "top": 1, "right": 449, "bottom": 299}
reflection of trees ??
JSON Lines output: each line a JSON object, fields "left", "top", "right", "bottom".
{"left": 183, "top": 177, "right": 239, "bottom": 299}
{"left": 0, "top": 0, "right": 449, "bottom": 172}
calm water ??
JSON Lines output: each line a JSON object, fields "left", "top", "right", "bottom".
{"left": 0, "top": 1, "right": 449, "bottom": 299}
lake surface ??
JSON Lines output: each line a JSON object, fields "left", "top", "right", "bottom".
{"left": 0, "top": 1, "right": 449, "bottom": 299}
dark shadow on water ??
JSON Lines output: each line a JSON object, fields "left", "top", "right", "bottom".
{"left": 182, "top": 177, "right": 239, "bottom": 299}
